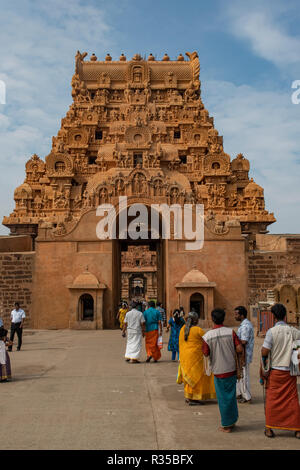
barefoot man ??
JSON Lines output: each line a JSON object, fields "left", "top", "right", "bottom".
{"left": 203, "top": 308, "right": 244, "bottom": 433}
{"left": 123, "top": 301, "right": 145, "bottom": 364}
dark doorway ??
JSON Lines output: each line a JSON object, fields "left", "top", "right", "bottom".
{"left": 79, "top": 294, "right": 94, "bottom": 321}
{"left": 133, "top": 153, "right": 143, "bottom": 167}
{"left": 190, "top": 293, "right": 204, "bottom": 320}
{"left": 129, "top": 274, "right": 146, "bottom": 299}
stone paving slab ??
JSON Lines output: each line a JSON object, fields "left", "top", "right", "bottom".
{"left": 0, "top": 329, "right": 299, "bottom": 450}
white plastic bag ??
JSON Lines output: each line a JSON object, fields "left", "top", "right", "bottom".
{"left": 290, "top": 340, "right": 300, "bottom": 377}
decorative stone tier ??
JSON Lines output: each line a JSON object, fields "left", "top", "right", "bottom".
{"left": 3, "top": 50, "right": 275, "bottom": 239}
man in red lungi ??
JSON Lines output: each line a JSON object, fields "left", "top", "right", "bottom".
{"left": 261, "top": 303, "right": 300, "bottom": 439}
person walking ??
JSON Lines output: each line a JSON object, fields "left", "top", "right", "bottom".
{"left": 0, "top": 326, "right": 12, "bottom": 382}
{"left": 123, "top": 301, "right": 145, "bottom": 364}
{"left": 234, "top": 306, "right": 254, "bottom": 404}
{"left": 157, "top": 302, "right": 167, "bottom": 328}
{"left": 202, "top": 308, "right": 243, "bottom": 433}
{"left": 177, "top": 311, "right": 216, "bottom": 405}
{"left": 143, "top": 300, "right": 162, "bottom": 363}
{"left": 117, "top": 303, "right": 128, "bottom": 337}
{"left": 8, "top": 302, "right": 26, "bottom": 352}
{"left": 261, "top": 303, "right": 300, "bottom": 439}
{"left": 167, "top": 309, "right": 185, "bottom": 361}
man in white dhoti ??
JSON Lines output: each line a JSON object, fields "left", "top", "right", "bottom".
{"left": 234, "top": 306, "right": 254, "bottom": 404}
{"left": 123, "top": 301, "right": 145, "bottom": 363}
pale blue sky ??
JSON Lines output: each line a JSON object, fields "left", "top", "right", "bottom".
{"left": 0, "top": 0, "right": 299, "bottom": 233}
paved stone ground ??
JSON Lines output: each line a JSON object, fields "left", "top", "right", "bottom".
{"left": 0, "top": 328, "right": 299, "bottom": 450}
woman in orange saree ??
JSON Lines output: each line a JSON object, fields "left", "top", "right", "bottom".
{"left": 177, "top": 312, "right": 216, "bottom": 405}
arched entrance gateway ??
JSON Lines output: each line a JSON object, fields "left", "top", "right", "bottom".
{"left": 112, "top": 204, "right": 166, "bottom": 327}
{"left": 2, "top": 51, "right": 275, "bottom": 329}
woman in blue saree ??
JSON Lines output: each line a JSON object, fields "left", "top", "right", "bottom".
{"left": 167, "top": 309, "right": 185, "bottom": 361}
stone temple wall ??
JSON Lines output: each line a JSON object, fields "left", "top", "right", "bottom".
{"left": 0, "top": 252, "right": 35, "bottom": 328}
{"left": 0, "top": 234, "right": 298, "bottom": 330}
{"left": 247, "top": 235, "right": 300, "bottom": 322}
{"left": 248, "top": 252, "right": 287, "bottom": 304}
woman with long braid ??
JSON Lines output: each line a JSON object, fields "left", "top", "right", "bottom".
{"left": 177, "top": 311, "right": 216, "bottom": 405}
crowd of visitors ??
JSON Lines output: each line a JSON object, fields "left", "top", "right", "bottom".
{"left": 118, "top": 299, "right": 300, "bottom": 437}
{"left": 1, "top": 299, "right": 299, "bottom": 439}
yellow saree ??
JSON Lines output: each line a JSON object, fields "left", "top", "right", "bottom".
{"left": 177, "top": 325, "right": 216, "bottom": 401}
{"left": 118, "top": 308, "right": 127, "bottom": 329}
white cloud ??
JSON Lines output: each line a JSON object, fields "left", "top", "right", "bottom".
{"left": 225, "top": 1, "right": 300, "bottom": 73}
{"left": 202, "top": 79, "right": 300, "bottom": 233}
{"left": 0, "top": 0, "right": 115, "bottom": 234}
{"left": 218, "top": 2, "right": 300, "bottom": 232}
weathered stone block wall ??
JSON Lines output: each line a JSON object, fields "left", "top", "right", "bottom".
{"left": 287, "top": 238, "right": 300, "bottom": 252}
{"left": 248, "top": 253, "right": 283, "bottom": 304}
{"left": 0, "top": 252, "right": 35, "bottom": 328}
{"left": 248, "top": 241, "right": 300, "bottom": 306}
{"left": 0, "top": 235, "right": 33, "bottom": 252}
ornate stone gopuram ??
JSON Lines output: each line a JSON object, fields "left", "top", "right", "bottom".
{"left": 2, "top": 51, "right": 278, "bottom": 329}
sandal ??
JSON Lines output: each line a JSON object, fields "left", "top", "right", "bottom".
{"left": 264, "top": 428, "right": 275, "bottom": 438}
{"left": 188, "top": 400, "right": 204, "bottom": 406}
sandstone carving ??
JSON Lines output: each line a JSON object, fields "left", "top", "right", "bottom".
{"left": 3, "top": 51, "right": 275, "bottom": 237}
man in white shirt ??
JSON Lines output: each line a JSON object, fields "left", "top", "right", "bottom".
{"left": 122, "top": 301, "right": 145, "bottom": 363}
{"left": 235, "top": 306, "right": 254, "bottom": 404}
{"left": 8, "top": 302, "right": 26, "bottom": 352}
{"left": 261, "top": 303, "right": 300, "bottom": 439}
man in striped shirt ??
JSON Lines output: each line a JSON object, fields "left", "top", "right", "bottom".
{"left": 156, "top": 302, "right": 166, "bottom": 328}
{"left": 235, "top": 306, "right": 254, "bottom": 404}
{"left": 203, "top": 308, "right": 243, "bottom": 433}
